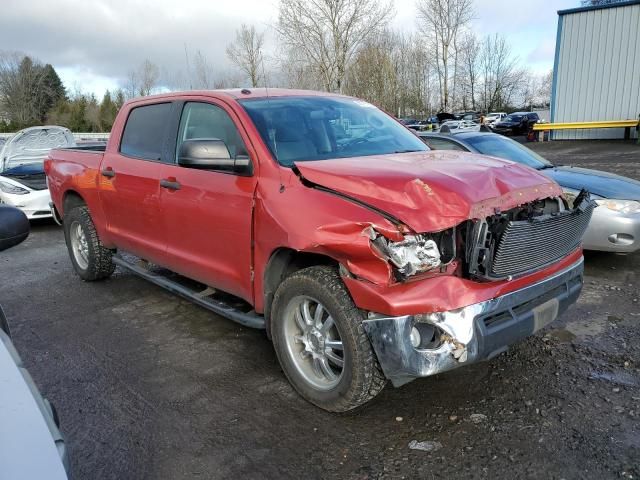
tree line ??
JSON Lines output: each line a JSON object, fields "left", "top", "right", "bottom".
{"left": 1, "top": 0, "right": 553, "bottom": 133}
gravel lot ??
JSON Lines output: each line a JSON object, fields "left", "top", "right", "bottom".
{"left": 1, "top": 140, "right": 639, "bottom": 479}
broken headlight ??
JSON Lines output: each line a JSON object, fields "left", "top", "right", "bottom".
{"left": 373, "top": 234, "right": 442, "bottom": 277}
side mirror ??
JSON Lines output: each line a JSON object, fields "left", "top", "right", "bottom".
{"left": 0, "top": 205, "right": 29, "bottom": 252}
{"left": 177, "top": 139, "right": 251, "bottom": 175}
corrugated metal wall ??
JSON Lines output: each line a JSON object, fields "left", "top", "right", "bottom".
{"left": 552, "top": 2, "right": 640, "bottom": 139}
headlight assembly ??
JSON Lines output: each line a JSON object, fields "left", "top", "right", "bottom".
{"left": 370, "top": 230, "right": 455, "bottom": 279}
{"left": 382, "top": 234, "right": 442, "bottom": 276}
{"left": 596, "top": 199, "right": 640, "bottom": 214}
{"left": 0, "top": 180, "right": 29, "bottom": 195}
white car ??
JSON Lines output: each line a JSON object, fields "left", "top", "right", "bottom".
{"left": 0, "top": 126, "right": 75, "bottom": 219}
{"left": 484, "top": 112, "right": 507, "bottom": 126}
{"left": 0, "top": 205, "right": 70, "bottom": 479}
{"left": 438, "top": 120, "right": 481, "bottom": 133}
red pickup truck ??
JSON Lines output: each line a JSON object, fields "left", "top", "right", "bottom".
{"left": 45, "top": 89, "right": 594, "bottom": 411}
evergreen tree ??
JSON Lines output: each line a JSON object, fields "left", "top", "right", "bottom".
{"left": 38, "top": 64, "right": 66, "bottom": 121}
{"left": 114, "top": 89, "right": 126, "bottom": 110}
{"left": 68, "top": 96, "right": 88, "bottom": 131}
{"left": 99, "top": 90, "right": 118, "bottom": 131}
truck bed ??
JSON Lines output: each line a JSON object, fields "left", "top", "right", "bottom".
{"left": 59, "top": 144, "right": 106, "bottom": 153}
{"left": 44, "top": 147, "right": 106, "bottom": 218}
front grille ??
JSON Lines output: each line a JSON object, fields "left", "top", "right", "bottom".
{"left": 491, "top": 199, "right": 595, "bottom": 278}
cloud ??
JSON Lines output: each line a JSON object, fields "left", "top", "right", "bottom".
{"left": 527, "top": 37, "right": 557, "bottom": 64}
{"left": 0, "top": 0, "right": 574, "bottom": 95}
{"left": 0, "top": 0, "right": 278, "bottom": 89}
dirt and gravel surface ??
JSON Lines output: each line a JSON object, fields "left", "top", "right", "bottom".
{"left": 1, "top": 140, "right": 639, "bottom": 479}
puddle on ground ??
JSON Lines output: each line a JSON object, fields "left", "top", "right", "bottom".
{"left": 564, "top": 317, "right": 608, "bottom": 337}
{"left": 546, "top": 329, "right": 576, "bottom": 343}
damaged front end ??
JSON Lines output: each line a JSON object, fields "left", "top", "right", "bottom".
{"left": 360, "top": 191, "right": 595, "bottom": 387}
{"left": 363, "top": 255, "right": 584, "bottom": 386}
{"left": 287, "top": 161, "right": 594, "bottom": 387}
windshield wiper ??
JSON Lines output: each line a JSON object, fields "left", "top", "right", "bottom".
{"left": 538, "top": 164, "right": 555, "bottom": 170}
{"left": 393, "top": 149, "right": 423, "bottom": 154}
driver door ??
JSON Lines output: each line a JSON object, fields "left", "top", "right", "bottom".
{"left": 159, "top": 101, "right": 257, "bottom": 303}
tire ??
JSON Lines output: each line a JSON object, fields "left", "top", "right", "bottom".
{"left": 270, "top": 266, "right": 386, "bottom": 412}
{"left": 63, "top": 205, "right": 115, "bottom": 281}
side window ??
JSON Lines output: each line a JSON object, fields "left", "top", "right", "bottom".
{"left": 120, "top": 103, "right": 172, "bottom": 161}
{"left": 424, "top": 138, "right": 466, "bottom": 151}
{"left": 176, "top": 102, "right": 248, "bottom": 162}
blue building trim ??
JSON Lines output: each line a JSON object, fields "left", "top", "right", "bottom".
{"left": 550, "top": 14, "right": 564, "bottom": 139}
{"left": 558, "top": 0, "right": 640, "bottom": 16}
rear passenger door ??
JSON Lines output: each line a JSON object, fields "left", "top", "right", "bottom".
{"left": 99, "top": 102, "right": 174, "bottom": 262}
{"left": 159, "top": 101, "right": 257, "bottom": 303}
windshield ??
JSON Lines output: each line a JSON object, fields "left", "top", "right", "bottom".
{"left": 239, "top": 96, "right": 427, "bottom": 166}
{"left": 504, "top": 115, "right": 522, "bottom": 122}
{"left": 464, "top": 135, "right": 553, "bottom": 169}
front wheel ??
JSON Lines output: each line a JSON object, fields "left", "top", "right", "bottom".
{"left": 63, "top": 205, "right": 115, "bottom": 281}
{"left": 271, "top": 266, "right": 386, "bottom": 412}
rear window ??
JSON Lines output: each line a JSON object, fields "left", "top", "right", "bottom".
{"left": 422, "top": 137, "right": 466, "bottom": 151}
{"left": 120, "top": 103, "right": 172, "bottom": 161}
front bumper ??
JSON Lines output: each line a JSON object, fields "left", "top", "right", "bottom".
{"left": 363, "top": 257, "right": 584, "bottom": 387}
{"left": 582, "top": 205, "right": 640, "bottom": 253}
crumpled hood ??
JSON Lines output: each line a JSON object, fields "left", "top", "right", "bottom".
{"left": 294, "top": 151, "right": 563, "bottom": 233}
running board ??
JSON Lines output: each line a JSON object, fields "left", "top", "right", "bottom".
{"left": 112, "top": 255, "right": 265, "bottom": 329}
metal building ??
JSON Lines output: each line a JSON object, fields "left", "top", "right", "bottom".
{"left": 551, "top": 0, "right": 640, "bottom": 139}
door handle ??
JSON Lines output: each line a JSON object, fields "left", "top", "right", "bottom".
{"left": 101, "top": 168, "right": 115, "bottom": 178}
{"left": 160, "top": 178, "right": 181, "bottom": 190}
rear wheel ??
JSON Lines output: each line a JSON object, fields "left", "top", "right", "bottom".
{"left": 271, "top": 266, "right": 386, "bottom": 412}
{"left": 63, "top": 205, "right": 115, "bottom": 281}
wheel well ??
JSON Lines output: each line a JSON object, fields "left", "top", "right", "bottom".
{"left": 62, "top": 191, "right": 86, "bottom": 215}
{"left": 263, "top": 249, "right": 337, "bottom": 333}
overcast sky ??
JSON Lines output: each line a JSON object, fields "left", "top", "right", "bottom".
{"left": 0, "top": 0, "right": 577, "bottom": 96}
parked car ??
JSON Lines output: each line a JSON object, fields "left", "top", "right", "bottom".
{"left": 0, "top": 126, "right": 76, "bottom": 219}
{"left": 459, "top": 111, "right": 481, "bottom": 122}
{"left": 492, "top": 112, "right": 539, "bottom": 135}
{"left": 0, "top": 205, "right": 70, "bottom": 479}
{"left": 439, "top": 120, "right": 480, "bottom": 133}
{"left": 484, "top": 112, "right": 507, "bottom": 126}
{"left": 419, "top": 131, "right": 640, "bottom": 253}
{"left": 46, "top": 89, "right": 592, "bottom": 412}
{"left": 425, "top": 115, "right": 439, "bottom": 124}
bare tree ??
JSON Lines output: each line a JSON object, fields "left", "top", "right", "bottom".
{"left": 226, "top": 24, "right": 265, "bottom": 87}
{"left": 537, "top": 69, "right": 553, "bottom": 107}
{"left": 416, "top": 0, "right": 473, "bottom": 112}
{"left": 124, "top": 70, "right": 138, "bottom": 99}
{"left": 479, "top": 34, "right": 523, "bottom": 112}
{"left": 458, "top": 32, "right": 480, "bottom": 110}
{"left": 138, "top": 59, "right": 159, "bottom": 96}
{"left": 344, "top": 30, "right": 436, "bottom": 118}
{"left": 192, "top": 50, "right": 215, "bottom": 89}
{"left": 277, "top": 0, "right": 394, "bottom": 93}
{"left": 345, "top": 31, "right": 400, "bottom": 114}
